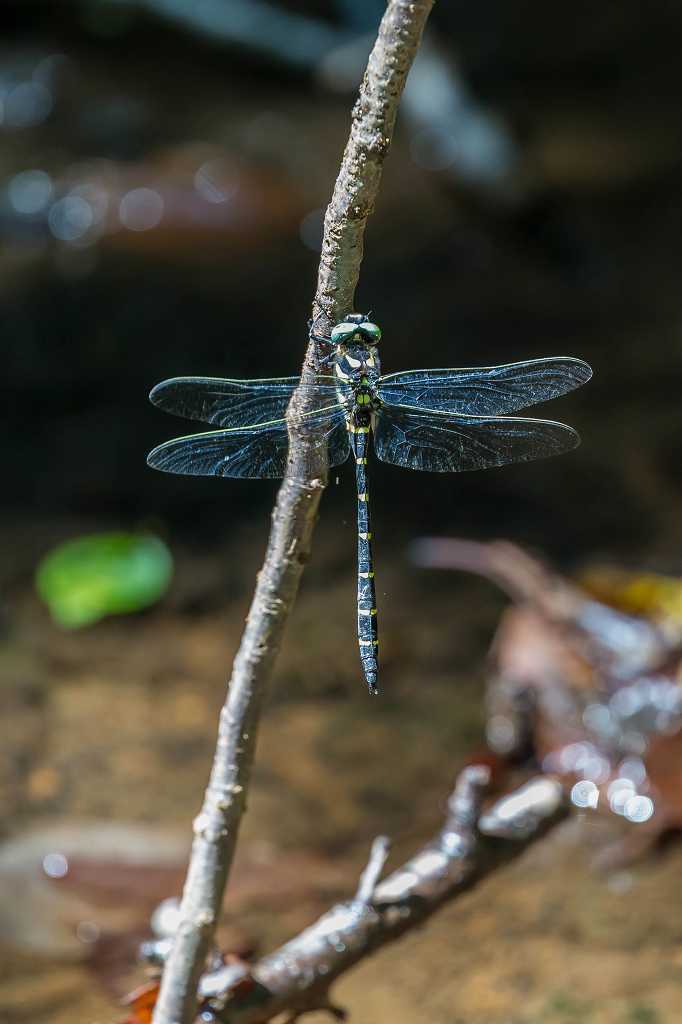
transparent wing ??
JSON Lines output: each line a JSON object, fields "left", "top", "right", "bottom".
{"left": 147, "top": 405, "right": 350, "bottom": 479}
{"left": 377, "top": 358, "right": 591, "bottom": 416}
{"left": 374, "top": 403, "right": 580, "bottom": 473}
{"left": 149, "top": 375, "right": 348, "bottom": 429}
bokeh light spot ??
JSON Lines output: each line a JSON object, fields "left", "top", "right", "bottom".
{"left": 119, "top": 187, "right": 164, "bottom": 231}
{"left": 618, "top": 757, "right": 647, "bottom": 786}
{"left": 48, "top": 196, "right": 94, "bottom": 241}
{"left": 607, "top": 777, "right": 636, "bottom": 815}
{"left": 151, "top": 896, "right": 182, "bottom": 938}
{"left": 570, "top": 779, "right": 599, "bottom": 810}
{"left": 582, "top": 703, "right": 612, "bottom": 734}
{"left": 8, "top": 169, "right": 53, "bottom": 214}
{"left": 624, "top": 794, "right": 654, "bottom": 824}
{"left": 42, "top": 851, "right": 69, "bottom": 878}
{"left": 194, "top": 159, "right": 239, "bottom": 204}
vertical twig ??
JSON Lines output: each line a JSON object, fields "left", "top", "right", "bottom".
{"left": 151, "top": 4, "right": 435, "bottom": 1023}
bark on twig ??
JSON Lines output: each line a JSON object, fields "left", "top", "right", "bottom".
{"left": 189, "top": 769, "right": 565, "bottom": 1023}
{"left": 151, "top": 5, "right": 435, "bottom": 1022}
{"left": 310, "top": 0, "right": 435, "bottom": 342}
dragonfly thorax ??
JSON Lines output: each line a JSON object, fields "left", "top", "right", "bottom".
{"left": 333, "top": 341, "right": 381, "bottom": 381}
{"left": 334, "top": 340, "right": 382, "bottom": 421}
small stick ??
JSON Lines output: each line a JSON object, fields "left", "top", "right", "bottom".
{"left": 355, "top": 835, "right": 390, "bottom": 903}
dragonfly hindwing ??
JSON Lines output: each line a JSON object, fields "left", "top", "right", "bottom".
{"left": 147, "top": 403, "right": 350, "bottom": 479}
{"left": 373, "top": 404, "right": 580, "bottom": 472}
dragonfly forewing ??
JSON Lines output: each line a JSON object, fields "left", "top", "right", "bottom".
{"left": 377, "top": 357, "right": 592, "bottom": 416}
{"left": 149, "top": 375, "right": 345, "bottom": 429}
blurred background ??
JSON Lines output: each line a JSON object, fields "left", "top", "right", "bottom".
{"left": 2, "top": 2, "right": 682, "bottom": 1022}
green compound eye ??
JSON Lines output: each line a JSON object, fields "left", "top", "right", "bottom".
{"left": 331, "top": 321, "right": 357, "bottom": 343}
{"left": 362, "top": 322, "right": 382, "bottom": 341}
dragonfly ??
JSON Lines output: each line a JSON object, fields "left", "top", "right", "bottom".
{"left": 147, "top": 313, "right": 592, "bottom": 695}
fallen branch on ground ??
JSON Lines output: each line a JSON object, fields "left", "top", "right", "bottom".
{"left": 170, "top": 769, "right": 564, "bottom": 1023}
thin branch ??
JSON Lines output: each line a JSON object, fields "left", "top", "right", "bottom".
{"left": 189, "top": 769, "right": 565, "bottom": 1023}
{"left": 309, "top": 0, "right": 435, "bottom": 341}
{"left": 140, "top": 1, "right": 524, "bottom": 203}
{"left": 355, "top": 835, "right": 390, "bottom": 903}
{"left": 151, "top": 4, "right": 435, "bottom": 1022}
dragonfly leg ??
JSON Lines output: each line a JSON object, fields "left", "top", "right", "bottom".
{"left": 318, "top": 349, "right": 338, "bottom": 367}
{"left": 308, "top": 312, "right": 332, "bottom": 345}
{"left": 308, "top": 318, "right": 336, "bottom": 370}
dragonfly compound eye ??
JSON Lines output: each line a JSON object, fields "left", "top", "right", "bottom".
{"left": 331, "top": 321, "right": 359, "bottom": 344}
{"left": 361, "top": 322, "right": 381, "bottom": 342}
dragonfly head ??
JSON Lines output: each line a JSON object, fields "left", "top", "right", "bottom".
{"left": 330, "top": 314, "right": 381, "bottom": 374}
{"left": 330, "top": 314, "right": 381, "bottom": 348}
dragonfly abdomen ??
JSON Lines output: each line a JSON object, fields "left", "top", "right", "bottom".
{"left": 351, "top": 416, "right": 379, "bottom": 695}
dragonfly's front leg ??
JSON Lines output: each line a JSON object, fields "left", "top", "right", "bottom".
{"left": 316, "top": 346, "right": 336, "bottom": 368}
{"left": 308, "top": 317, "right": 338, "bottom": 368}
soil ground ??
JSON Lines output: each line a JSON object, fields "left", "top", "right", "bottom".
{"left": 1, "top": 520, "right": 681, "bottom": 1024}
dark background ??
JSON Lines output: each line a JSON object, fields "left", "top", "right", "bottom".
{"left": 2, "top": 3, "right": 682, "bottom": 1023}
{"left": 5, "top": 0, "right": 681, "bottom": 562}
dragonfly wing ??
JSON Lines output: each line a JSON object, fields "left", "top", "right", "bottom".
{"left": 374, "top": 404, "right": 580, "bottom": 473}
{"left": 377, "top": 357, "right": 592, "bottom": 415}
{"left": 323, "top": 408, "right": 352, "bottom": 468}
{"left": 148, "top": 405, "right": 349, "bottom": 479}
{"left": 149, "top": 375, "right": 345, "bottom": 428}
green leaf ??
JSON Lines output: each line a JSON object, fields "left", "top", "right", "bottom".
{"left": 36, "top": 532, "right": 173, "bottom": 628}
